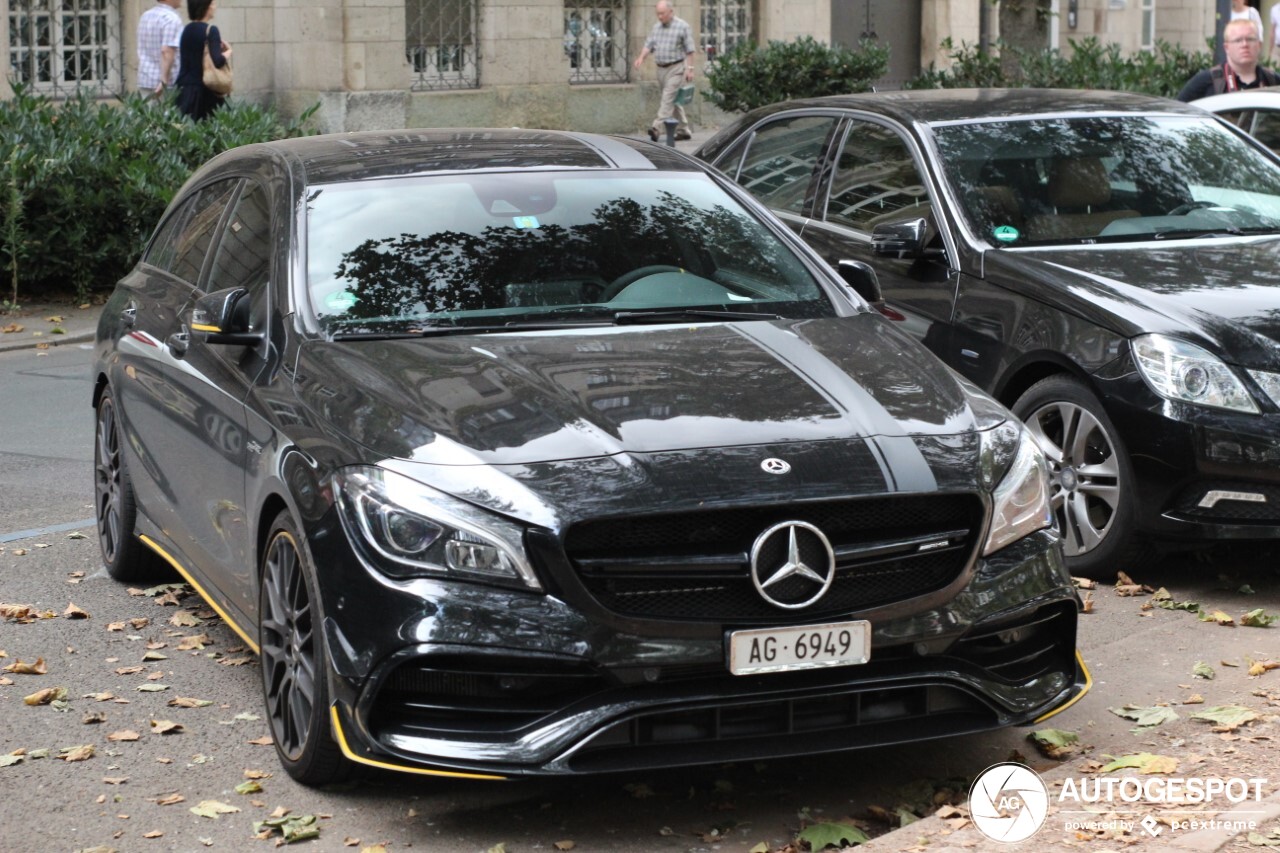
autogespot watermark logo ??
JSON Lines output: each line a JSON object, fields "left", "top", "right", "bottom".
{"left": 969, "top": 762, "right": 1270, "bottom": 843}
{"left": 969, "top": 763, "right": 1050, "bottom": 843}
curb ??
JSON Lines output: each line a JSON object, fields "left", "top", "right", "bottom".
{"left": 0, "top": 329, "right": 96, "bottom": 354}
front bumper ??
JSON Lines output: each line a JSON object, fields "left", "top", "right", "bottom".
{"left": 319, "top": 528, "right": 1084, "bottom": 777}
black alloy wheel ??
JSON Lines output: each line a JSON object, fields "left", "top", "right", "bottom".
{"left": 259, "top": 510, "right": 348, "bottom": 785}
{"left": 1013, "top": 375, "right": 1151, "bottom": 579}
{"left": 94, "top": 387, "right": 164, "bottom": 582}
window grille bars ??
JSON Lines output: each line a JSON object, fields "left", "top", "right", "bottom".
{"left": 406, "top": 0, "right": 479, "bottom": 90}
{"left": 564, "top": 0, "right": 628, "bottom": 84}
{"left": 699, "top": 0, "right": 750, "bottom": 64}
{"left": 8, "top": 0, "right": 122, "bottom": 97}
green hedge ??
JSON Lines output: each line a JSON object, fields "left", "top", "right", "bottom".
{"left": 1, "top": 86, "right": 315, "bottom": 307}
{"left": 704, "top": 35, "right": 889, "bottom": 114}
{"left": 907, "top": 36, "right": 1212, "bottom": 98}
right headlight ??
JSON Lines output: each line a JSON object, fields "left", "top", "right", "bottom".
{"left": 981, "top": 422, "right": 1054, "bottom": 556}
{"left": 333, "top": 466, "right": 540, "bottom": 590}
{"left": 1132, "top": 334, "right": 1258, "bottom": 413}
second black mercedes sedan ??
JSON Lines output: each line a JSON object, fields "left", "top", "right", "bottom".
{"left": 93, "top": 128, "right": 1084, "bottom": 784}
{"left": 699, "top": 89, "right": 1280, "bottom": 577}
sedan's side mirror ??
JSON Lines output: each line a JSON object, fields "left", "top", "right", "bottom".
{"left": 872, "top": 217, "right": 929, "bottom": 258}
{"left": 191, "top": 287, "right": 263, "bottom": 347}
{"left": 837, "top": 259, "right": 883, "bottom": 305}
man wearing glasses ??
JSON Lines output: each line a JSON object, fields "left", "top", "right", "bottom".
{"left": 1178, "top": 18, "right": 1279, "bottom": 101}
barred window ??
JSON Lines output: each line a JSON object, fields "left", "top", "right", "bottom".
{"left": 564, "top": 0, "right": 628, "bottom": 84}
{"left": 8, "top": 0, "right": 123, "bottom": 97}
{"left": 406, "top": 0, "right": 478, "bottom": 90}
{"left": 700, "top": 0, "right": 751, "bottom": 63}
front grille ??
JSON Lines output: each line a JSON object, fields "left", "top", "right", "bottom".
{"left": 568, "top": 683, "right": 996, "bottom": 773}
{"left": 564, "top": 494, "right": 983, "bottom": 622}
{"left": 1172, "top": 481, "right": 1280, "bottom": 522}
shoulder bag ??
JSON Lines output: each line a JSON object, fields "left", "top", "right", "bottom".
{"left": 202, "top": 30, "right": 233, "bottom": 96}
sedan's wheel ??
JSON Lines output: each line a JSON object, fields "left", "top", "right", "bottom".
{"left": 94, "top": 387, "right": 165, "bottom": 582}
{"left": 1012, "top": 375, "right": 1152, "bottom": 579}
{"left": 259, "top": 510, "right": 348, "bottom": 785}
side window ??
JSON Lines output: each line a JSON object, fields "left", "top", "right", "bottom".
{"left": 1250, "top": 111, "right": 1280, "bottom": 154}
{"left": 169, "top": 180, "right": 240, "bottom": 285}
{"left": 734, "top": 115, "right": 839, "bottom": 213}
{"left": 824, "top": 120, "right": 930, "bottom": 231}
{"left": 142, "top": 201, "right": 196, "bottom": 273}
{"left": 208, "top": 182, "right": 272, "bottom": 335}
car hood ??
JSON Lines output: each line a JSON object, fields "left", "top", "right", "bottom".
{"left": 295, "top": 316, "right": 1002, "bottom": 468}
{"left": 992, "top": 238, "right": 1280, "bottom": 366}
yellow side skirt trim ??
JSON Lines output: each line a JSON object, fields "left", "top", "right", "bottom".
{"left": 329, "top": 707, "right": 506, "bottom": 780}
{"left": 1033, "top": 649, "right": 1092, "bottom": 723}
{"left": 139, "top": 534, "right": 260, "bottom": 654}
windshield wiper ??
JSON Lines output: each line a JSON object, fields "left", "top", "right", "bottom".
{"left": 331, "top": 320, "right": 611, "bottom": 340}
{"left": 612, "top": 308, "right": 782, "bottom": 325}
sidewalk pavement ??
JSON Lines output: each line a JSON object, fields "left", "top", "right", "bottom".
{"left": 0, "top": 300, "right": 101, "bottom": 354}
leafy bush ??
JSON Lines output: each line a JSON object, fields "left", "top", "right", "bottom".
{"left": 0, "top": 86, "right": 316, "bottom": 304}
{"left": 907, "top": 37, "right": 1212, "bottom": 98}
{"left": 705, "top": 35, "right": 889, "bottom": 113}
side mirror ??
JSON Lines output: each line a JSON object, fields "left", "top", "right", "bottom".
{"left": 191, "top": 287, "right": 263, "bottom": 347}
{"left": 871, "top": 217, "right": 929, "bottom": 258}
{"left": 836, "top": 259, "right": 883, "bottom": 304}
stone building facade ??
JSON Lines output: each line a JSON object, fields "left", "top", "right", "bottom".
{"left": 0, "top": 0, "right": 1267, "bottom": 133}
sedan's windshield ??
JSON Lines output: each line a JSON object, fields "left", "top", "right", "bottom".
{"left": 932, "top": 114, "right": 1280, "bottom": 246}
{"left": 306, "top": 171, "right": 836, "bottom": 334}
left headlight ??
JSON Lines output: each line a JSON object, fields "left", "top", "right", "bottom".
{"left": 981, "top": 422, "right": 1054, "bottom": 556}
{"left": 334, "top": 466, "right": 541, "bottom": 590}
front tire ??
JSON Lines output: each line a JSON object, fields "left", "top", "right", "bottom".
{"left": 1012, "top": 375, "right": 1152, "bottom": 579}
{"left": 259, "top": 510, "right": 349, "bottom": 786}
{"left": 94, "top": 386, "right": 166, "bottom": 582}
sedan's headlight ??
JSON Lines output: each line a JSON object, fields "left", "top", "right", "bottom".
{"left": 1132, "top": 334, "right": 1258, "bottom": 413}
{"left": 334, "top": 466, "right": 540, "bottom": 590}
{"left": 1247, "top": 368, "right": 1280, "bottom": 409}
{"left": 981, "top": 422, "right": 1053, "bottom": 556}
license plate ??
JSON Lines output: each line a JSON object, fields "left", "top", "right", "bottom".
{"left": 727, "top": 620, "right": 871, "bottom": 675}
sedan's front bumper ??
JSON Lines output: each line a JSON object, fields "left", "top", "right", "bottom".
{"left": 319, "top": 529, "right": 1084, "bottom": 777}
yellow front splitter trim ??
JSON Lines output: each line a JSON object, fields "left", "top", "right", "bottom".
{"left": 329, "top": 706, "right": 507, "bottom": 780}
{"left": 1033, "top": 649, "right": 1092, "bottom": 723}
{"left": 139, "top": 534, "right": 259, "bottom": 654}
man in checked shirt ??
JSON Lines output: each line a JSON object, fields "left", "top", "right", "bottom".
{"left": 633, "top": 0, "right": 696, "bottom": 141}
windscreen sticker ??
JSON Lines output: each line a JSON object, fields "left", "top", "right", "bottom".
{"left": 993, "top": 225, "right": 1020, "bottom": 243}
{"left": 513, "top": 216, "right": 540, "bottom": 229}
{"left": 324, "top": 290, "right": 359, "bottom": 311}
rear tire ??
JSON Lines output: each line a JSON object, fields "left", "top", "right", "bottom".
{"left": 259, "top": 510, "right": 350, "bottom": 786}
{"left": 94, "top": 387, "right": 167, "bottom": 582}
{"left": 1012, "top": 375, "right": 1154, "bottom": 580}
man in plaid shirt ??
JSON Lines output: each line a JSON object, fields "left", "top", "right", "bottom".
{"left": 633, "top": 0, "right": 696, "bottom": 141}
{"left": 137, "top": 0, "right": 183, "bottom": 97}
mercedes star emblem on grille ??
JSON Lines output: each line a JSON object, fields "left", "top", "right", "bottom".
{"left": 749, "top": 521, "right": 836, "bottom": 609}
{"left": 761, "top": 458, "right": 791, "bottom": 475}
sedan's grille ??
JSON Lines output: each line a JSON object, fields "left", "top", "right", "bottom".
{"left": 563, "top": 495, "right": 983, "bottom": 622}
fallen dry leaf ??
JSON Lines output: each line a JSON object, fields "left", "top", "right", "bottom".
{"left": 1, "top": 323, "right": 24, "bottom": 333}
{"left": 168, "top": 610, "right": 201, "bottom": 628}
{"left": 23, "top": 687, "right": 62, "bottom": 706}
{"left": 106, "top": 622, "right": 125, "bottom": 632}
{"left": 58, "top": 744, "right": 94, "bottom": 762}
{"left": 168, "top": 697, "right": 214, "bottom": 708}
{"left": 149, "top": 719, "right": 183, "bottom": 735}
{"left": 4, "top": 657, "right": 47, "bottom": 675}
{"left": 247, "top": 736, "right": 273, "bottom": 746}
{"left": 128, "top": 617, "right": 149, "bottom": 630}
{"left": 155, "top": 793, "right": 185, "bottom": 806}
{"left": 176, "top": 633, "right": 212, "bottom": 651}
{"left": 107, "top": 730, "right": 141, "bottom": 742}
{"left": 63, "top": 602, "right": 90, "bottom": 619}
{"left": 103, "top": 777, "right": 127, "bottom": 785}
{"left": 142, "top": 830, "right": 163, "bottom": 839}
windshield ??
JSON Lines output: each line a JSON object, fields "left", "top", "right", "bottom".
{"left": 931, "top": 114, "right": 1280, "bottom": 246}
{"left": 306, "top": 171, "right": 836, "bottom": 334}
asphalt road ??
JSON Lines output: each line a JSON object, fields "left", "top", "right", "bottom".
{"left": 3, "top": 342, "right": 1280, "bottom": 853}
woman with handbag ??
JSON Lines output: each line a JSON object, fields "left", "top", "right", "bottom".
{"left": 175, "top": 0, "right": 231, "bottom": 121}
